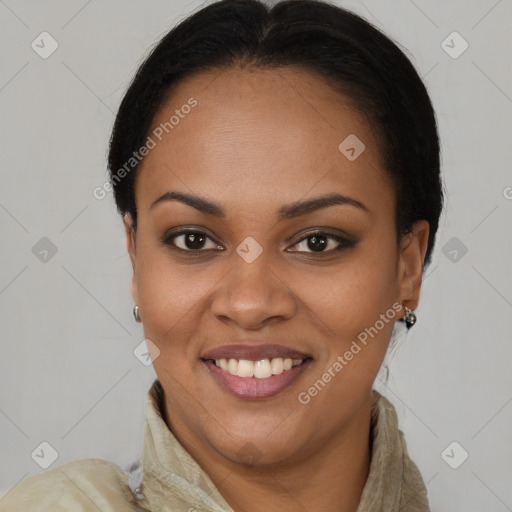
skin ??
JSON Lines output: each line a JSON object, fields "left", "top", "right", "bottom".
{"left": 124, "top": 65, "right": 429, "bottom": 512}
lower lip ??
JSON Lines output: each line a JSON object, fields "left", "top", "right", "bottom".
{"left": 203, "top": 359, "right": 312, "bottom": 400}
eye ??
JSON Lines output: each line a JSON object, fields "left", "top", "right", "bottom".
{"left": 162, "top": 229, "right": 356, "bottom": 254}
{"left": 288, "top": 231, "right": 356, "bottom": 253}
{"left": 162, "top": 229, "right": 222, "bottom": 252}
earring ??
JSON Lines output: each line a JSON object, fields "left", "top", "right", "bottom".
{"left": 403, "top": 304, "right": 417, "bottom": 329}
{"left": 133, "top": 305, "right": 141, "bottom": 323}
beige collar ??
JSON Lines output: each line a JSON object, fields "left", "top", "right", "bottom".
{"left": 134, "top": 379, "right": 430, "bottom": 512}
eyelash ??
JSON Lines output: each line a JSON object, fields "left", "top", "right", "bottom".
{"left": 161, "top": 229, "right": 356, "bottom": 255}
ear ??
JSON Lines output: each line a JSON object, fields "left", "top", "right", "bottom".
{"left": 123, "top": 213, "right": 138, "bottom": 305}
{"left": 396, "top": 220, "right": 430, "bottom": 318}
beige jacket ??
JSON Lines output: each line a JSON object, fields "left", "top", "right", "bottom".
{"left": 0, "top": 380, "right": 430, "bottom": 511}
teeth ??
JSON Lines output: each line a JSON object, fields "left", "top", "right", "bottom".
{"left": 213, "top": 357, "right": 305, "bottom": 378}
{"left": 254, "top": 359, "right": 271, "bottom": 379}
{"left": 228, "top": 358, "right": 238, "bottom": 375}
{"left": 237, "top": 359, "right": 254, "bottom": 378}
{"left": 270, "top": 358, "right": 283, "bottom": 375}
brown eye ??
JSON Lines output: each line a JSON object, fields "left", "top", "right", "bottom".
{"left": 163, "top": 230, "right": 222, "bottom": 251}
{"left": 289, "top": 231, "right": 356, "bottom": 254}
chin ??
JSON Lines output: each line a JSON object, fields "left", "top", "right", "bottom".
{"left": 221, "top": 440, "right": 299, "bottom": 468}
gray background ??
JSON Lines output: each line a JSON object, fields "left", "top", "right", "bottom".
{"left": 1, "top": 0, "right": 511, "bottom": 510}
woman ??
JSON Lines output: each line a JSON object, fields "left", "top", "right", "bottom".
{"left": 1, "top": 0, "right": 443, "bottom": 510}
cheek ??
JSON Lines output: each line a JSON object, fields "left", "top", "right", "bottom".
{"left": 306, "top": 242, "right": 399, "bottom": 380}
{"left": 312, "top": 253, "right": 398, "bottom": 338}
{"left": 134, "top": 244, "right": 210, "bottom": 352}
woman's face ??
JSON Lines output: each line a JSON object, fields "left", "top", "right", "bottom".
{"left": 125, "top": 66, "right": 429, "bottom": 467}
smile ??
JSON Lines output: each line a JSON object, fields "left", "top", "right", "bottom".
{"left": 202, "top": 356, "right": 313, "bottom": 400}
{"left": 213, "top": 357, "right": 305, "bottom": 378}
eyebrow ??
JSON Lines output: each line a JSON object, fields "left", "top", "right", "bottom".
{"left": 149, "top": 191, "right": 369, "bottom": 220}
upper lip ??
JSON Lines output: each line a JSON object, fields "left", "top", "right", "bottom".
{"left": 201, "top": 343, "right": 312, "bottom": 361}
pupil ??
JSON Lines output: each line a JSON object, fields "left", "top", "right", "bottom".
{"left": 183, "top": 233, "right": 328, "bottom": 251}
{"left": 186, "top": 233, "right": 205, "bottom": 250}
{"left": 308, "top": 235, "right": 327, "bottom": 252}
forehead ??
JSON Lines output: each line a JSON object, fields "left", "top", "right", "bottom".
{"left": 135, "top": 66, "right": 392, "bottom": 216}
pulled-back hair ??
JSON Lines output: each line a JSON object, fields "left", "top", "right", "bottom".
{"left": 108, "top": 0, "right": 444, "bottom": 269}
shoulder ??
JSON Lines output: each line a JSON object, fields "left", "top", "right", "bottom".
{"left": 0, "top": 458, "right": 142, "bottom": 512}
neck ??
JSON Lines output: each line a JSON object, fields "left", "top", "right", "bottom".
{"left": 165, "top": 393, "right": 373, "bottom": 512}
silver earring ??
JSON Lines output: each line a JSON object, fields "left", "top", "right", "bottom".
{"left": 133, "top": 305, "right": 141, "bottom": 323}
{"left": 403, "top": 305, "right": 417, "bottom": 329}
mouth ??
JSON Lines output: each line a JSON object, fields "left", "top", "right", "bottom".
{"left": 207, "top": 356, "right": 309, "bottom": 378}
{"left": 200, "top": 344, "right": 313, "bottom": 399}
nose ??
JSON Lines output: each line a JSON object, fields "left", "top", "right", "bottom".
{"left": 211, "top": 247, "right": 297, "bottom": 330}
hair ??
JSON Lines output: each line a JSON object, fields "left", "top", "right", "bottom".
{"left": 108, "top": 0, "right": 444, "bottom": 269}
